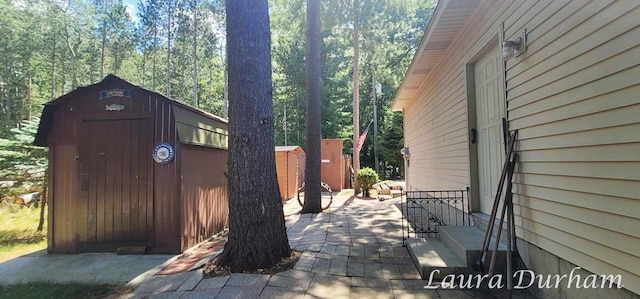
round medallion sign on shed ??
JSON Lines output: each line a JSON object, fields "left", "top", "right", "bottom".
{"left": 153, "top": 143, "right": 175, "bottom": 164}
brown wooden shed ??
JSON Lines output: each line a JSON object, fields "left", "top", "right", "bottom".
{"left": 34, "top": 74, "right": 229, "bottom": 254}
{"left": 274, "top": 146, "right": 305, "bottom": 201}
{"left": 321, "top": 139, "right": 344, "bottom": 191}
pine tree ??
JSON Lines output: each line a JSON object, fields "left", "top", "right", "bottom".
{"left": 0, "top": 117, "right": 48, "bottom": 197}
{"left": 215, "top": 0, "right": 291, "bottom": 272}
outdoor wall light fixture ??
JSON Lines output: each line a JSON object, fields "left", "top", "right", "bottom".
{"left": 502, "top": 29, "right": 527, "bottom": 60}
{"left": 401, "top": 147, "right": 410, "bottom": 160}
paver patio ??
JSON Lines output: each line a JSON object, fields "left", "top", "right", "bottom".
{"left": 121, "top": 191, "right": 535, "bottom": 298}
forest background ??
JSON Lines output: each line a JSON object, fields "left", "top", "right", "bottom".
{"left": 0, "top": 0, "right": 436, "bottom": 182}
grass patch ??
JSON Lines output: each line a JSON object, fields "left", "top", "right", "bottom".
{"left": 0, "top": 282, "right": 122, "bottom": 299}
{"left": 0, "top": 205, "right": 127, "bottom": 298}
{"left": 0, "top": 203, "right": 47, "bottom": 263}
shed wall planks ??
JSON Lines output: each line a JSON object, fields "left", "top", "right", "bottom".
{"left": 40, "top": 75, "right": 229, "bottom": 254}
{"left": 180, "top": 145, "right": 228, "bottom": 251}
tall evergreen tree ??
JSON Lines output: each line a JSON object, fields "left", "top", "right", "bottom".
{"left": 216, "top": 0, "right": 290, "bottom": 272}
{"left": 94, "top": 0, "right": 110, "bottom": 78}
{"left": 161, "top": 0, "right": 175, "bottom": 96}
{"left": 190, "top": 0, "right": 200, "bottom": 108}
{"left": 107, "top": 0, "right": 135, "bottom": 76}
{"left": 0, "top": 117, "right": 47, "bottom": 184}
{"left": 302, "top": 0, "right": 322, "bottom": 212}
{"left": 136, "top": 0, "right": 161, "bottom": 89}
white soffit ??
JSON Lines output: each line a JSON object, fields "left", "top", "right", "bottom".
{"left": 392, "top": 0, "right": 479, "bottom": 111}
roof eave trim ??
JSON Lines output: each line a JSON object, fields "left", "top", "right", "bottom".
{"left": 391, "top": 0, "right": 451, "bottom": 111}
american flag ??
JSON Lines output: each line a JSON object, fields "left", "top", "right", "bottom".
{"left": 357, "top": 121, "right": 373, "bottom": 152}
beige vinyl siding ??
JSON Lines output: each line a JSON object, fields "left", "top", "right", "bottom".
{"left": 402, "top": 0, "right": 640, "bottom": 294}
{"left": 506, "top": 0, "right": 640, "bottom": 294}
{"left": 404, "top": 77, "right": 469, "bottom": 189}
{"left": 403, "top": 0, "right": 518, "bottom": 191}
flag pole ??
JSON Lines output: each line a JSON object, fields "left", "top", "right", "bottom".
{"left": 372, "top": 67, "right": 379, "bottom": 174}
{"left": 357, "top": 120, "right": 373, "bottom": 152}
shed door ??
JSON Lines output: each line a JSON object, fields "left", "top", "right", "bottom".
{"left": 474, "top": 44, "right": 506, "bottom": 215}
{"left": 77, "top": 115, "right": 153, "bottom": 251}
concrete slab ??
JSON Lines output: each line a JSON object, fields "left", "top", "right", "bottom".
{"left": 439, "top": 226, "right": 507, "bottom": 272}
{"left": 406, "top": 238, "right": 467, "bottom": 280}
{"left": 0, "top": 250, "right": 173, "bottom": 285}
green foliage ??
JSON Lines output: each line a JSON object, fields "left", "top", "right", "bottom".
{"left": 355, "top": 0, "right": 435, "bottom": 172}
{"left": 0, "top": 0, "right": 435, "bottom": 180}
{"left": 270, "top": 0, "right": 435, "bottom": 175}
{"left": 378, "top": 110, "right": 404, "bottom": 179}
{"left": 357, "top": 167, "right": 379, "bottom": 196}
{"left": 0, "top": 0, "right": 228, "bottom": 132}
{"left": 0, "top": 117, "right": 48, "bottom": 200}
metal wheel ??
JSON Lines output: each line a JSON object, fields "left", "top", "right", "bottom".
{"left": 297, "top": 182, "right": 333, "bottom": 210}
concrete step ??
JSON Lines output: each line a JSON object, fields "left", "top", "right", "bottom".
{"left": 406, "top": 238, "right": 468, "bottom": 280}
{"left": 472, "top": 213, "right": 510, "bottom": 239}
{"left": 439, "top": 226, "right": 507, "bottom": 273}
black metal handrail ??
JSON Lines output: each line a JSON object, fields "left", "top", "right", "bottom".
{"left": 401, "top": 187, "right": 471, "bottom": 246}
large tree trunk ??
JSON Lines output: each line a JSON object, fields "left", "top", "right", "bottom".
{"left": 302, "top": 0, "right": 322, "bottom": 213}
{"left": 216, "top": 0, "right": 290, "bottom": 272}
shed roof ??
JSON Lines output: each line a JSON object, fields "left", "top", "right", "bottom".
{"left": 173, "top": 104, "right": 228, "bottom": 149}
{"left": 34, "top": 74, "right": 228, "bottom": 149}
{"left": 391, "top": 0, "right": 479, "bottom": 111}
{"left": 275, "top": 146, "right": 304, "bottom": 153}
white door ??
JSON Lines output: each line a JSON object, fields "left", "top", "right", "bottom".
{"left": 475, "top": 44, "right": 506, "bottom": 215}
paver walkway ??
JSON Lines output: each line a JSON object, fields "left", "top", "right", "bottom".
{"left": 120, "top": 191, "right": 534, "bottom": 298}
